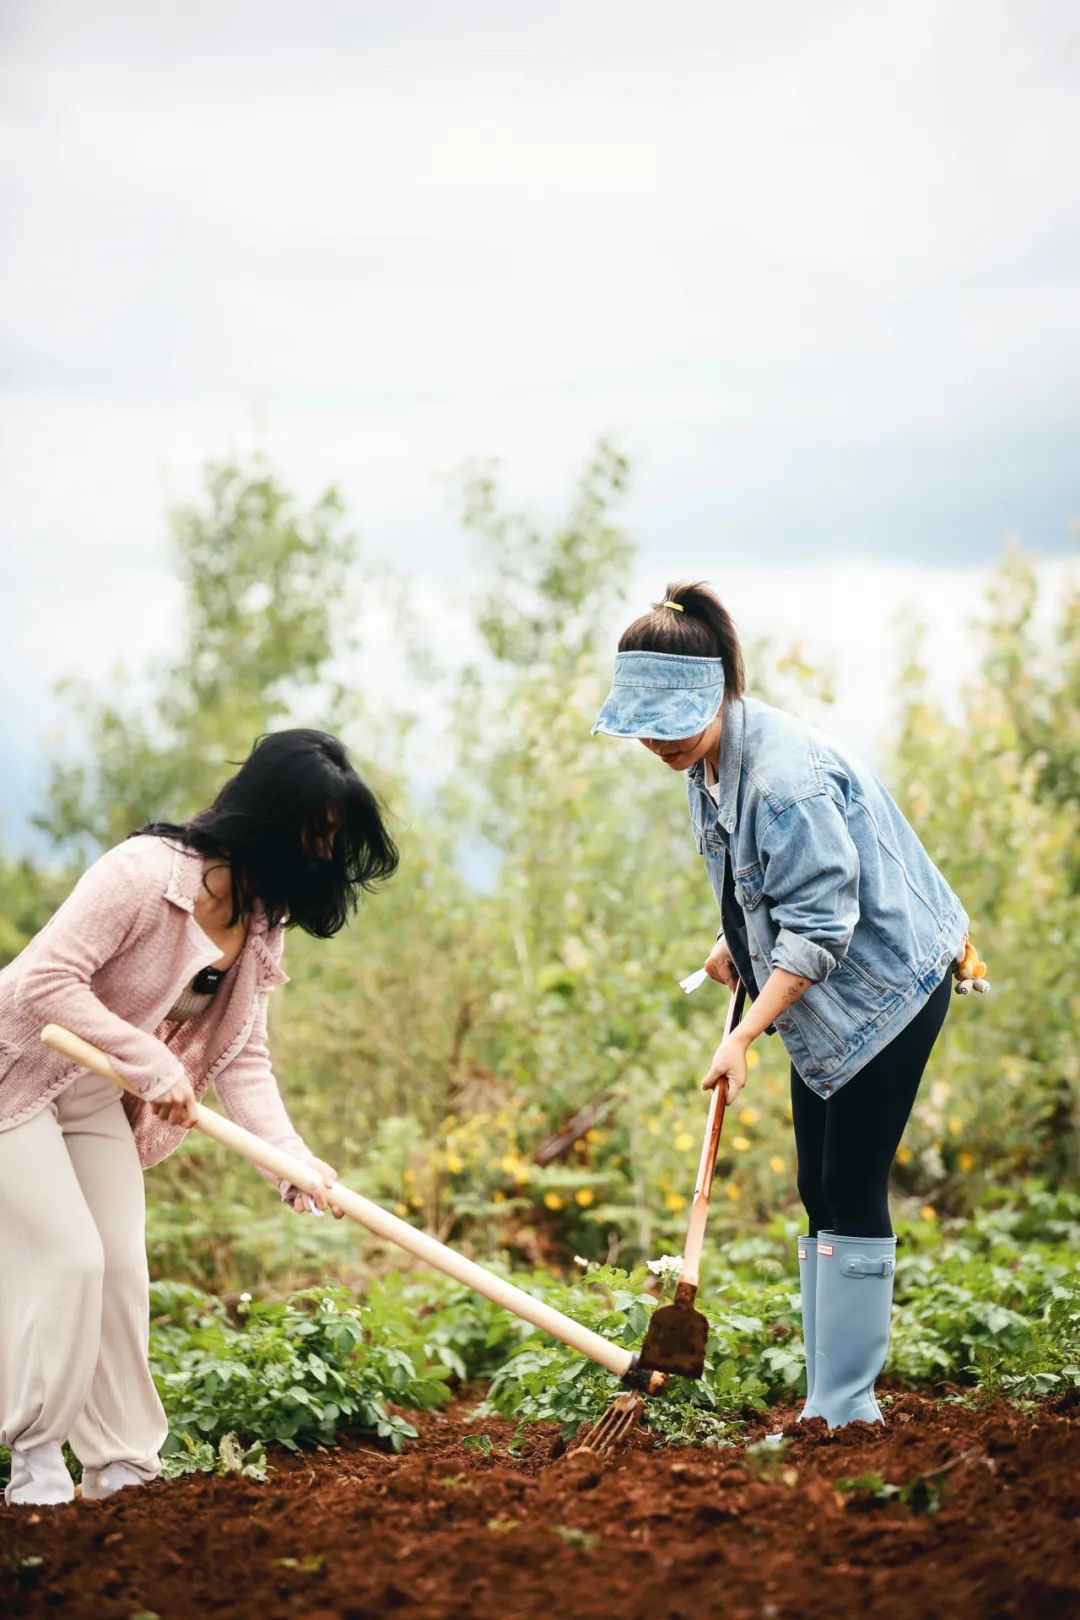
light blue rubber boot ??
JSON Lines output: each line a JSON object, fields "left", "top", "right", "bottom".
{"left": 801, "top": 1233, "right": 896, "bottom": 1427}
{"left": 796, "top": 1234, "right": 818, "bottom": 1419}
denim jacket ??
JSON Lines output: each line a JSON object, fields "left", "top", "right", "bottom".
{"left": 688, "top": 698, "right": 968, "bottom": 1095}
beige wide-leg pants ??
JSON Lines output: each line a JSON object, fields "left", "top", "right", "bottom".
{"left": 0, "top": 1072, "right": 166, "bottom": 1477}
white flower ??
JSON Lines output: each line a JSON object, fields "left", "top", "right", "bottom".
{"left": 646, "top": 1255, "right": 683, "bottom": 1284}
{"left": 239, "top": 1291, "right": 252, "bottom": 1302}
{"left": 573, "top": 1255, "right": 590, "bottom": 1269}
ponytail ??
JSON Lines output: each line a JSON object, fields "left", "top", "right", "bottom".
{"left": 617, "top": 581, "right": 745, "bottom": 701}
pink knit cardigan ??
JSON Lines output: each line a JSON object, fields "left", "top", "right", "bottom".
{"left": 0, "top": 835, "right": 312, "bottom": 1183}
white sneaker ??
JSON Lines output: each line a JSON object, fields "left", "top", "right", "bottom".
{"left": 81, "top": 1462, "right": 149, "bottom": 1501}
{"left": 4, "top": 1442, "right": 75, "bottom": 1507}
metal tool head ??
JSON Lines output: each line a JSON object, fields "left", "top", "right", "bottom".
{"left": 567, "top": 1392, "right": 646, "bottom": 1458}
{"left": 634, "top": 1289, "right": 710, "bottom": 1380}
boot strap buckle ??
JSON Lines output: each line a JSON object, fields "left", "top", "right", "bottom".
{"left": 842, "top": 1255, "right": 895, "bottom": 1278}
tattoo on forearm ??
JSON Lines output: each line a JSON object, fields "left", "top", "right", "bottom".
{"left": 783, "top": 977, "right": 811, "bottom": 1006}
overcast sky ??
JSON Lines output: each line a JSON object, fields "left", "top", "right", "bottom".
{"left": 1, "top": 0, "right": 1077, "bottom": 849}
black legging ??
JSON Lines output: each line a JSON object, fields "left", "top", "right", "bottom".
{"left": 791, "top": 972, "right": 952, "bottom": 1238}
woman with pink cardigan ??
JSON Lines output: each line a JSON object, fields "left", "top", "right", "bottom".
{"left": 0, "top": 729, "right": 398, "bottom": 1507}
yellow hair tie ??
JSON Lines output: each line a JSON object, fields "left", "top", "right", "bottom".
{"left": 662, "top": 599, "right": 684, "bottom": 612}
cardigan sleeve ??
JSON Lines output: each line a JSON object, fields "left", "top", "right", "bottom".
{"left": 14, "top": 844, "right": 188, "bottom": 1101}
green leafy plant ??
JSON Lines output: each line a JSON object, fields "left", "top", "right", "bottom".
{"left": 150, "top": 1283, "right": 450, "bottom": 1459}
{"left": 552, "top": 1526, "right": 600, "bottom": 1549}
{"left": 835, "top": 1469, "right": 949, "bottom": 1516}
{"left": 159, "top": 1432, "right": 268, "bottom": 1481}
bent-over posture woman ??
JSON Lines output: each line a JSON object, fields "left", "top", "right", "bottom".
{"left": 0, "top": 729, "right": 397, "bottom": 1505}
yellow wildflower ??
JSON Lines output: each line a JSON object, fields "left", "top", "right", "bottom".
{"left": 665, "top": 1191, "right": 687, "bottom": 1213}
{"left": 493, "top": 1190, "right": 506, "bottom": 1203}
{"left": 769, "top": 1154, "right": 785, "bottom": 1174}
{"left": 393, "top": 1202, "right": 409, "bottom": 1217}
{"left": 958, "top": 1152, "right": 975, "bottom": 1173}
{"left": 403, "top": 1169, "right": 415, "bottom": 1184}
{"left": 445, "top": 1152, "right": 463, "bottom": 1174}
{"left": 731, "top": 1136, "right": 751, "bottom": 1152}
{"left": 646, "top": 1120, "right": 661, "bottom": 1136}
{"left": 896, "top": 1145, "right": 913, "bottom": 1166}
{"left": 543, "top": 1191, "right": 564, "bottom": 1211}
{"left": 919, "top": 1205, "right": 936, "bottom": 1222}
{"left": 675, "top": 1132, "right": 695, "bottom": 1153}
{"left": 738, "top": 1107, "right": 759, "bottom": 1127}
{"left": 574, "top": 1188, "right": 595, "bottom": 1207}
{"left": 745, "top": 1049, "right": 760, "bottom": 1070}
{"left": 725, "top": 1182, "right": 740, "bottom": 1201}
{"left": 585, "top": 1128, "right": 605, "bottom": 1143}
{"left": 948, "top": 1116, "right": 963, "bottom": 1137}
{"left": 409, "top": 1195, "right": 423, "bottom": 1210}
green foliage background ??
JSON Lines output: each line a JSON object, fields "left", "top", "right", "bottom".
{"left": 1, "top": 444, "right": 1077, "bottom": 1295}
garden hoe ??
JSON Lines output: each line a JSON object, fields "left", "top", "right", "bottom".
{"left": 40, "top": 1024, "right": 665, "bottom": 1449}
{"left": 570, "top": 979, "right": 747, "bottom": 1456}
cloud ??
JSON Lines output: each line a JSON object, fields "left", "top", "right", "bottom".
{"left": 1, "top": 0, "right": 1077, "bottom": 849}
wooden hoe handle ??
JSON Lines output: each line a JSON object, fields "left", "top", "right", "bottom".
{"left": 40, "top": 1024, "right": 636, "bottom": 1381}
{"left": 679, "top": 980, "right": 747, "bottom": 1293}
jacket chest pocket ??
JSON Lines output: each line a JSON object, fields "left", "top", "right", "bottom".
{"left": 734, "top": 861, "right": 765, "bottom": 911}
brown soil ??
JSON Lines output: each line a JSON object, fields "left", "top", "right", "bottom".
{"left": 2, "top": 1394, "right": 1077, "bottom": 1619}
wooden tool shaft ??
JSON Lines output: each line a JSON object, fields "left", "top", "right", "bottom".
{"left": 40, "top": 1024, "right": 634, "bottom": 1380}
{"left": 679, "top": 981, "right": 746, "bottom": 1291}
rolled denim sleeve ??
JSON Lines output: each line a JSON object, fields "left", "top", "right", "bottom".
{"left": 758, "top": 792, "right": 860, "bottom": 982}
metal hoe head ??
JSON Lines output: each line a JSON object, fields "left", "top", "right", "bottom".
{"left": 634, "top": 1280, "right": 709, "bottom": 1380}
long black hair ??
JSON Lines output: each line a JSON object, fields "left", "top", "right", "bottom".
{"left": 618, "top": 580, "right": 745, "bottom": 702}
{"left": 135, "top": 729, "right": 399, "bottom": 937}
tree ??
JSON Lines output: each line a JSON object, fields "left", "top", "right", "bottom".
{"left": 888, "top": 550, "right": 1079, "bottom": 1190}
{"left": 38, "top": 457, "right": 361, "bottom": 854}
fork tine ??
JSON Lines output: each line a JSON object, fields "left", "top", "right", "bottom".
{"left": 567, "top": 1393, "right": 645, "bottom": 1457}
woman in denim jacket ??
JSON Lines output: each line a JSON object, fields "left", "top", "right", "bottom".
{"left": 593, "top": 582, "right": 973, "bottom": 1430}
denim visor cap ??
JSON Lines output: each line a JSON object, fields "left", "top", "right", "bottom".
{"left": 591, "top": 651, "right": 726, "bottom": 741}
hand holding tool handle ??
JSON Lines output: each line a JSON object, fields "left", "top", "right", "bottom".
{"left": 680, "top": 980, "right": 746, "bottom": 1292}
{"left": 42, "top": 1024, "right": 327, "bottom": 1193}
{"left": 40, "top": 1023, "right": 638, "bottom": 1381}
